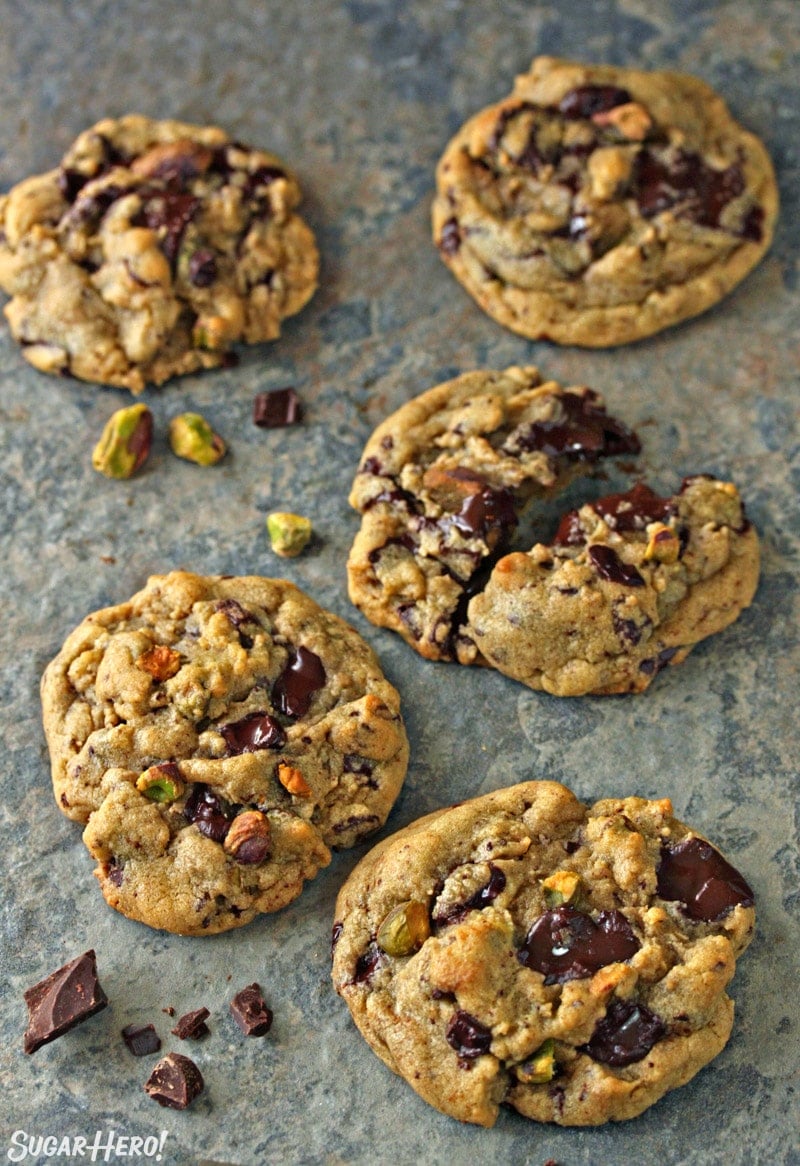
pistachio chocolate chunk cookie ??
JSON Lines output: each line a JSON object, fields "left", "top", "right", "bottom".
{"left": 332, "top": 781, "right": 755, "bottom": 1127}
{"left": 0, "top": 114, "right": 318, "bottom": 391}
{"left": 347, "top": 365, "right": 641, "bottom": 664}
{"left": 41, "top": 571, "right": 408, "bottom": 934}
{"left": 465, "top": 474, "right": 759, "bottom": 695}
{"left": 432, "top": 56, "right": 778, "bottom": 346}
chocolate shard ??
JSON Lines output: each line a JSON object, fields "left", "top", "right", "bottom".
{"left": 171, "top": 1006, "right": 210, "bottom": 1040}
{"left": 144, "top": 1051, "right": 204, "bottom": 1109}
{"left": 122, "top": 1023, "right": 162, "bottom": 1057}
{"left": 230, "top": 983, "right": 273, "bottom": 1036}
{"left": 23, "top": 950, "right": 109, "bottom": 1054}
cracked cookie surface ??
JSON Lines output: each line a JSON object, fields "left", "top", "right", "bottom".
{"left": 0, "top": 114, "right": 318, "bottom": 391}
{"left": 41, "top": 571, "right": 408, "bottom": 934}
{"left": 432, "top": 56, "right": 778, "bottom": 346}
{"left": 332, "top": 781, "right": 755, "bottom": 1127}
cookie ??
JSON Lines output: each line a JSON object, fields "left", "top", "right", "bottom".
{"left": 0, "top": 114, "right": 318, "bottom": 391}
{"left": 332, "top": 781, "right": 755, "bottom": 1127}
{"left": 465, "top": 474, "right": 760, "bottom": 695}
{"left": 347, "top": 365, "right": 641, "bottom": 664}
{"left": 41, "top": 571, "right": 408, "bottom": 934}
{"left": 432, "top": 56, "right": 778, "bottom": 346}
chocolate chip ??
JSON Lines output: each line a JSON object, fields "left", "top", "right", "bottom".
{"left": 122, "top": 1023, "right": 162, "bottom": 1057}
{"left": 135, "top": 189, "right": 199, "bottom": 263}
{"left": 445, "top": 1010, "right": 493, "bottom": 1059}
{"left": 581, "top": 998, "right": 666, "bottom": 1066}
{"left": 518, "top": 907, "right": 640, "bottom": 985}
{"left": 657, "top": 837, "right": 754, "bottom": 921}
{"left": 183, "top": 784, "right": 232, "bottom": 843}
{"left": 23, "top": 950, "right": 109, "bottom": 1054}
{"left": 219, "top": 711, "right": 286, "bottom": 754}
{"left": 639, "top": 646, "right": 680, "bottom": 676}
{"left": 144, "top": 1051, "right": 204, "bottom": 1109}
{"left": 188, "top": 248, "right": 218, "bottom": 287}
{"left": 171, "top": 1007, "right": 210, "bottom": 1040}
{"left": 253, "top": 387, "right": 302, "bottom": 428}
{"left": 558, "top": 85, "right": 633, "bottom": 119}
{"left": 439, "top": 216, "right": 461, "bottom": 255}
{"left": 352, "top": 944, "right": 385, "bottom": 985}
{"left": 272, "top": 646, "right": 325, "bottom": 718}
{"left": 230, "top": 984, "right": 273, "bottom": 1036}
{"left": 588, "top": 544, "right": 645, "bottom": 587}
{"left": 433, "top": 864, "right": 507, "bottom": 926}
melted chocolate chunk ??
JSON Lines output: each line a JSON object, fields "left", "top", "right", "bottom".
{"left": 368, "top": 534, "right": 417, "bottom": 565}
{"left": 591, "top": 482, "right": 674, "bottom": 532}
{"left": 171, "top": 1007, "right": 210, "bottom": 1040}
{"left": 588, "top": 544, "right": 645, "bottom": 587}
{"left": 136, "top": 190, "right": 200, "bottom": 263}
{"left": 633, "top": 148, "right": 760, "bottom": 239}
{"left": 451, "top": 482, "right": 518, "bottom": 541}
{"left": 253, "top": 387, "right": 302, "bottom": 428}
{"left": 433, "top": 865, "right": 507, "bottom": 926}
{"left": 122, "top": 1023, "right": 162, "bottom": 1057}
{"left": 582, "top": 998, "right": 666, "bottom": 1066}
{"left": 445, "top": 1010, "right": 493, "bottom": 1059}
{"left": 273, "top": 646, "right": 325, "bottom": 718}
{"left": 23, "top": 950, "right": 109, "bottom": 1054}
{"left": 353, "top": 944, "right": 385, "bottom": 985}
{"left": 506, "top": 391, "right": 640, "bottom": 464}
{"left": 553, "top": 509, "right": 586, "bottom": 548}
{"left": 144, "top": 1052, "right": 204, "bottom": 1109}
{"left": 183, "top": 784, "right": 233, "bottom": 843}
{"left": 558, "top": 85, "right": 633, "bottom": 119}
{"left": 518, "top": 907, "right": 640, "bottom": 985}
{"left": 657, "top": 837, "right": 754, "bottom": 921}
{"left": 219, "top": 710, "right": 286, "bottom": 754}
{"left": 230, "top": 983, "right": 273, "bottom": 1036}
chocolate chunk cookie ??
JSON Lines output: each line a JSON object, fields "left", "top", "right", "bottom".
{"left": 432, "top": 57, "right": 778, "bottom": 345}
{"left": 0, "top": 115, "right": 318, "bottom": 391}
{"left": 41, "top": 572, "right": 408, "bottom": 934}
{"left": 332, "top": 781, "right": 755, "bottom": 1127}
{"left": 347, "top": 365, "right": 641, "bottom": 666}
{"left": 466, "top": 475, "right": 760, "bottom": 695}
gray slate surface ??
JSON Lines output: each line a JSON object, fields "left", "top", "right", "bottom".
{"left": 0, "top": 2, "right": 798, "bottom": 1164}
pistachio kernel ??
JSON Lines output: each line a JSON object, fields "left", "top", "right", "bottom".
{"left": 223, "top": 810, "right": 271, "bottom": 865}
{"left": 541, "top": 870, "right": 582, "bottom": 908}
{"left": 515, "top": 1039, "right": 557, "bottom": 1085}
{"left": 137, "top": 763, "right": 185, "bottom": 804}
{"left": 92, "top": 403, "right": 153, "bottom": 479}
{"left": 644, "top": 523, "right": 681, "bottom": 564}
{"left": 376, "top": 900, "right": 431, "bottom": 957}
{"left": 277, "top": 763, "right": 312, "bottom": 798}
{"left": 168, "top": 412, "right": 226, "bottom": 466}
{"left": 266, "top": 512, "right": 312, "bottom": 558}
{"left": 192, "top": 315, "right": 231, "bottom": 351}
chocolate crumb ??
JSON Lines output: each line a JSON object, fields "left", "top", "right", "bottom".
{"left": 122, "top": 1023, "right": 162, "bottom": 1056}
{"left": 230, "top": 983, "right": 273, "bottom": 1036}
{"left": 171, "top": 1006, "right": 210, "bottom": 1040}
{"left": 23, "top": 950, "right": 108, "bottom": 1054}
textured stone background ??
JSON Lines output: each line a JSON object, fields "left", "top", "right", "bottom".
{"left": 1, "top": 2, "right": 798, "bottom": 1164}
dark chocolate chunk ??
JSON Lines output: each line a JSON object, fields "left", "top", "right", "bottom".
{"left": 639, "top": 646, "right": 680, "bottom": 676}
{"left": 591, "top": 482, "right": 675, "bottom": 532}
{"left": 23, "top": 950, "right": 109, "bottom": 1054}
{"left": 183, "top": 784, "right": 233, "bottom": 843}
{"left": 657, "top": 837, "right": 754, "bottom": 921}
{"left": 633, "top": 147, "right": 759, "bottom": 238}
{"left": 122, "top": 1023, "right": 162, "bottom": 1057}
{"left": 188, "top": 248, "right": 218, "bottom": 287}
{"left": 445, "top": 1010, "right": 493, "bottom": 1059}
{"left": 352, "top": 943, "right": 385, "bottom": 985}
{"left": 272, "top": 646, "right": 325, "bottom": 718}
{"left": 230, "top": 983, "right": 273, "bottom": 1036}
{"left": 439, "top": 216, "right": 461, "bottom": 255}
{"left": 558, "top": 85, "right": 633, "bottom": 119}
{"left": 136, "top": 190, "right": 200, "bottom": 263}
{"left": 506, "top": 390, "right": 640, "bottom": 463}
{"left": 450, "top": 479, "right": 518, "bottom": 542}
{"left": 588, "top": 544, "right": 645, "bottom": 588}
{"left": 171, "top": 1007, "right": 210, "bottom": 1040}
{"left": 581, "top": 998, "right": 666, "bottom": 1066}
{"left": 518, "top": 907, "right": 640, "bottom": 985}
{"left": 253, "top": 387, "right": 302, "bottom": 428}
{"left": 433, "top": 864, "right": 507, "bottom": 926}
{"left": 219, "top": 710, "right": 286, "bottom": 754}
{"left": 144, "top": 1051, "right": 204, "bottom": 1109}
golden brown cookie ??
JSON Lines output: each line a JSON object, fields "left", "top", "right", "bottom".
{"left": 332, "top": 781, "right": 756, "bottom": 1127}
{"left": 0, "top": 115, "right": 318, "bottom": 391}
{"left": 41, "top": 571, "right": 409, "bottom": 934}
{"left": 433, "top": 57, "right": 778, "bottom": 345}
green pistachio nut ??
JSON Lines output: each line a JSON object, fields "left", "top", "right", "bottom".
{"left": 168, "top": 412, "right": 226, "bottom": 466}
{"left": 541, "top": 870, "right": 582, "bottom": 909}
{"left": 136, "top": 764, "right": 185, "bottom": 804}
{"left": 376, "top": 900, "right": 430, "bottom": 957}
{"left": 515, "top": 1039, "right": 556, "bottom": 1085}
{"left": 92, "top": 404, "right": 153, "bottom": 479}
{"left": 266, "top": 511, "right": 312, "bottom": 558}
